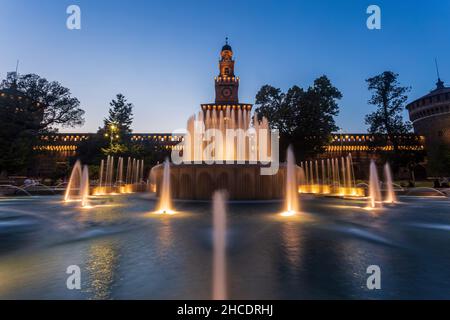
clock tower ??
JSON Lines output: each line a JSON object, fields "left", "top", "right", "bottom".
{"left": 201, "top": 39, "right": 252, "bottom": 119}
{"left": 215, "top": 38, "right": 239, "bottom": 104}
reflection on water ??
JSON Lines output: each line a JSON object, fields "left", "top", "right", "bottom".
{"left": 85, "top": 239, "right": 120, "bottom": 300}
{"left": 281, "top": 221, "right": 302, "bottom": 270}
{"left": 157, "top": 218, "right": 174, "bottom": 257}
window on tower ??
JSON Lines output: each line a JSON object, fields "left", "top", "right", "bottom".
{"left": 224, "top": 67, "right": 229, "bottom": 75}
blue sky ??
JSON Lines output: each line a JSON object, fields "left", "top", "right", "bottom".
{"left": 0, "top": 0, "right": 449, "bottom": 133}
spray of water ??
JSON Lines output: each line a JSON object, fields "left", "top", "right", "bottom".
{"left": 156, "top": 159, "right": 174, "bottom": 214}
{"left": 64, "top": 160, "right": 82, "bottom": 202}
{"left": 384, "top": 162, "right": 396, "bottom": 203}
{"left": 368, "top": 160, "right": 383, "bottom": 208}
{"left": 212, "top": 190, "right": 227, "bottom": 300}
{"left": 282, "top": 145, "right": 299, "bottom": 216}
{"left": 80, "top": 165, "right": 90, "bottom": 208}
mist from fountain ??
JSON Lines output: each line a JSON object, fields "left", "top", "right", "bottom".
{"left": 282, "top": 146, "right": 299, "bottom": 216}
{"left": 368, "top": 160, "right": 383, "bottom": 208}
{"left": 384, "top": 162, "right": 396, "bottom": 203}
{"left": 156, "top": 159, "right": 173, "bottom": 214}
{"left": 212, "top": 190, "right": 227, "bottom": 300}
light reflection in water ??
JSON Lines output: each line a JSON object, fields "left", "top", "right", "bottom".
{"left": 281, "top": 221, "right": 302, "bottom": 270}
{"left": 157, "top": 218, "right": 174, "bottom": 257}
{"left": 85, "top": 239, "right": 119, "bottom": 300}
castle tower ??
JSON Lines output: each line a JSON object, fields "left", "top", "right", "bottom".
{"left": 201, "top": 39, "right": 252, "bottom": 122}
{"left": 406, "top": 75, "right": 450, "bottom": 175}
{"left": 215, "top": 38, "right": 239, "bottom": 104}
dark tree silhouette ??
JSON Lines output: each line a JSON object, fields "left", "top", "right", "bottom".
{"left": 364, "top": 71, "right": 417, "bottom": 176}
{"left": 365, "top": 71, "right": 412, "bottom": 151}
{"left": 0, "top": 74, "right": 84, "bottom": 174}
{"left": 1, "top": 74, "right": 85, "bottom": 132}
{"left": 254, "top": 75, "right": 342, "bottom": 160}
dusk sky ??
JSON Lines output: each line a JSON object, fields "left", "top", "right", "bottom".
{"left": 1, "top": 0, "right": 449, "bottom": 133}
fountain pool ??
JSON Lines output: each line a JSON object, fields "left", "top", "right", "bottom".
{"left": 0, "top": 193, "right": 449, "bottom": 299}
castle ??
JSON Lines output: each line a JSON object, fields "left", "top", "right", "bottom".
{"left": 0, "top": 42, "right": 427, "bottom": 179}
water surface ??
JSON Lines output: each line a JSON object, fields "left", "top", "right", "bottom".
{"left": 0, "top": 194, "right": 449, "bottom": 299}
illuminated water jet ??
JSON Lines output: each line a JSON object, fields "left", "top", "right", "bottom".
{"left": 368, "top": 160, "right": 382, "bottom": 209}
{"left": 212, "top": 191, "right": 227, "bottom": 300}
{"left": 155, "top": 159, "right": 174, "bottom": 214}
{"left": 65, "top": 160, "right": 82, "bottom": 202}
{"left": 281, "top": 146, "right": 299, "bottom": 216}
{"left": 80, "top": 165, "right": 90, "bottom": 208}
{"left": 94, "top": 156, "right": 145, "bottom": 195}
{"left": 384, "top": 162, "right": 396, "bottom": 203}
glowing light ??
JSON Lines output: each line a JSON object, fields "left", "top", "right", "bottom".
{"left": 280, "top": 210, "right": 296, "bottom": 217}
{"left": 154, "top": 209, "right": 176, "bottom": 215}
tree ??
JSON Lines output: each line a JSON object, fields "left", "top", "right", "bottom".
{"left": 254, "top": 75, "right": 342, "bottom": 160}
{"left": 0, "top": 74, "right": 84, "bottom": 175}
{"left": 98, "top": 94, "right": 134, "bottom": 156}
{"left": 364, "top": 71, "right": 415, "bottom": 175}
{"left": 1, "top": 74, "right": 85, "bottom": 132}
{"left": 293, "top": 76, "right": 341, "bottom": 158}
{"left": 254, "top": 85, "right": 298, "bottom": 136}
{"left": 103, "top": 94, "right": 133, "bottom": 136}
{"left": 365, "top": 71, "right": 412, "bottom": 151}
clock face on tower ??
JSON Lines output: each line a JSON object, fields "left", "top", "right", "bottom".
{"left": 221, "top": 87, "right": 232, "bottom": 98}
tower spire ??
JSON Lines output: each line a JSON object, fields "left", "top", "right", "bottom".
{"left": 435, "top": 58, "right": 444, "bottom": 89}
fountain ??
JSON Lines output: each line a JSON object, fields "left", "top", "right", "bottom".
{"left": 149, "top": 166, "right": 157, "bottom": 192}
{"left": 64, "top": 160, "right": 83, "bottom": 202}
{"left": 99, "top": 159, "right": 104, "bottom": 189}
{"left": 116, "top": 157, "right": 124, "bottom": 186}
{"left": 94, "top": 156, "right": 145, "bottom": 194}
{"left": 368, "top": 160, "right": 382, "bottom": 208}
{"left": 64, "top": 160, "right": 91, "bottom": 208}
{"left": 212, "top": 190, "right": 227, "bottom": 300}
{"left": 281, "top": 146, "right": 299, "bottom": 217}
{"left": 155, "top": 159, "right": 174, "bottom": 214}
{"left": 297, "top": 154, "right": 363, "bottom": 197}
{"left": 151, "top": 43, "right": 288, "bottom": 200}
{"left": 384, "top": 162, "right": 396, "bottom": 203}
{"left": 80, "top": 165, "right": 90, "bottom": 208}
